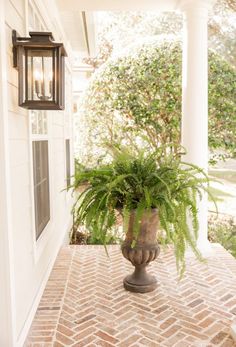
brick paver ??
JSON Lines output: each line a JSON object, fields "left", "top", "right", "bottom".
{"left": 24, "top": 244, "right": 236, "bottom": 346}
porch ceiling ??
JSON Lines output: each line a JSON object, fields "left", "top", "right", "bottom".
{"left": 56, "top": 0, "right": 180, "bottom": 11}
{"left": 58, "top": 10, "right": 97, "bottom": 60}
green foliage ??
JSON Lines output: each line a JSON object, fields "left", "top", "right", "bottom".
{"left": 209, "top": 0, "right": 236, "bottom": 68}
{"left": 77, "top": 40, "right": 236, "bottom": 166}
{"left": 86, "top": 231, "right": 118, "bottom": 245}
{"left": 208, "top": 216, "right": 236, "bottom": 258}
{"left": 208, "top": 52, "right": 236, "bottom": 154}
{"left": 72, "top": 145, "right": 214, "bottom": 276}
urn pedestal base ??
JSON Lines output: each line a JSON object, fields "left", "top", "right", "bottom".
{"left": 123, "top": 265, "right": 158, "bottom": 293}
{"left": 121, "top": 209, "right": 160, "bottom": 294}
{"left": 121, "top": 244, "right": 160, "bottom": 293}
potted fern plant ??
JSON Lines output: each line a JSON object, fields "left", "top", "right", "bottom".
{"left": 72, "top": 145, "right": 214, "bottom": 293}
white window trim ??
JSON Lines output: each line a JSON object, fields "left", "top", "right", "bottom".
{"left": 29, "top": 112, "right": 55, "bottom": 264}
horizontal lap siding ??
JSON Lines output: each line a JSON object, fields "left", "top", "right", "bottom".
{"left": 5, "top": 0, "right": 74, "bottom": 342}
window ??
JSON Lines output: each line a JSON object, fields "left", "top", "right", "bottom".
{"left": 66, "top": 139, "right": 71, "bottom": 189}
{"left": 30, "top": 110, "right": 50, "bottom": 240}
{"left": 32, "top": 140, "right": 50, "bottom": 239}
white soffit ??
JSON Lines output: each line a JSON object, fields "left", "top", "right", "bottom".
{"left": 59, "top": 11, "right": 86, "bottom": 54}
{"left": 56, "top": 0, "right": 180, "bottom": 11}
{"left": 58, "top": 11, "right": 97, "bottom": 58}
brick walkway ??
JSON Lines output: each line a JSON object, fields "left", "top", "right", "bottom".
{"left": 24, "top": 244, "right": 236, "bottom": 347}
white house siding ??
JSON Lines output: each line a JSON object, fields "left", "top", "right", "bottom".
{"left": 2, "top": 0, "right": 74, "bottom": 345}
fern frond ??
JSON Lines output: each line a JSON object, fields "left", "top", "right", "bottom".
{"left": 71, "top": 145, "right": 216, "bottom": 276}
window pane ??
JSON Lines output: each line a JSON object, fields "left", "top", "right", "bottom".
{"left": 42, "top": 113, "right": 47, "bottom": 134}
{"left": 30, "top": 110, "right": 48, "bottom": 135}
{"left": 32, "top": 140, "right": 50, "bottom": 239}
{"left": 38, "top": 112, "right": 43, "bottom": 134}
{"left": 31, "top": 111, "right": 37, "bottom": 134}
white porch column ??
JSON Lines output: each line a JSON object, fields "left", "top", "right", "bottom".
{"left": 181, "top": 0, "right": 213, "bottom": 252}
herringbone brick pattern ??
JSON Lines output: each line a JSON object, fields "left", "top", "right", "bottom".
{"left": 24, "top": 244, "right": 236, "bottom": 347}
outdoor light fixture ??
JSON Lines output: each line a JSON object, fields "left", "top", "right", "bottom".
{"left": 12, "top": 30, "right": 67, "bottom": 110}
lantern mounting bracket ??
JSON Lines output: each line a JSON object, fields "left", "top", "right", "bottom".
{"left": 12, "top": 30, "right": 21, "bottom": 68}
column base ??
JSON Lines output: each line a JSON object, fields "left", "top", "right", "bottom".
{"left": 197, "top": 239, "right": 213, "bottom": 256}
{"left": 186, "top": 240, "right": 213, "bottom": 258}
{"left": 230, "top": 320, "right": 236, "bottom": 342}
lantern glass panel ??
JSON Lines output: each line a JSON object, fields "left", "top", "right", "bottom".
{"left": 26, "top": 49, "right": 53, "bottom": 102}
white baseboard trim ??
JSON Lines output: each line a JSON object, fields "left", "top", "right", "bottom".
{"left": 16, "top": 217, "right": 72, "bottom": 347}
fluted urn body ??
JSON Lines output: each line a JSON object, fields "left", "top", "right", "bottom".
{"left": 121, "top": 209, "right": 160, "bottom": 293}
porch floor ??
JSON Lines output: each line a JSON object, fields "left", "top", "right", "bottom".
{"left": 24, "top": 244, "right": 236, "bottom": 347}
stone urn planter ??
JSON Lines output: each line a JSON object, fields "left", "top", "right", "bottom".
{"left": 121, "top": 209, "right": 160, "bottom": 293}
{"left": 71, "top": 146, "right": 213, "bottom": 284}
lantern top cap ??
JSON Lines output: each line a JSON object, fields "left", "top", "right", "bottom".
{"left": 29, "top": 32, "right": 55, "bottom": 41}
{"left": 12, "top": 30, "right": 67, "bottom": 56}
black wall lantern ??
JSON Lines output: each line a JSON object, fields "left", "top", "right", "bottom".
{"left": 12, "top": 30, "right": 67, "bottom": 110}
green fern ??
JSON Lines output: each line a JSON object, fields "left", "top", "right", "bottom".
{"left": 72, "top": 145, "right": 215, "bottom": 276}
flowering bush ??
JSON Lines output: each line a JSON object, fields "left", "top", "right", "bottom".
{"left": 76, "top": 39, "right": 236, "bottom": 166}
